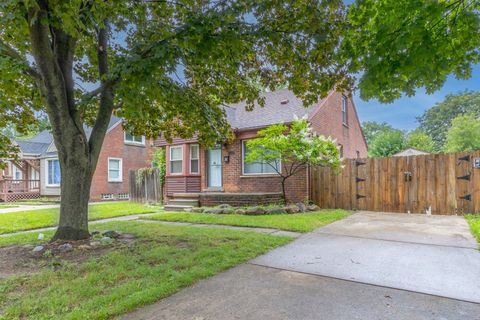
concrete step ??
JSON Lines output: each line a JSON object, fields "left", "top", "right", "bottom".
{"left": 164, "top": 204, "right": 193, "bottom": 212}
{"left": 168, "top": 199, "right": 200, "bottom": 207}
{"left": 172, "top": 193, "right": 200, "bottom": 199}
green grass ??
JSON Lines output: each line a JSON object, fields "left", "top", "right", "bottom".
{"left": 0, "top": 221, "right": 291, "bottom": 319}
{"left": 0, "top": 202, "right": 160, "bottom": 234}
{"left": 142, "top": 209, "right": 350, "bottom": 233}
{"left": 466, "top": 214, "right": 480, "bottom": 244}
{"left": 0, "top": 205, "right": 18, "bottom": 209}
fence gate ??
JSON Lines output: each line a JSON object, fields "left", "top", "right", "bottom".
{"left": 310, "top": 151, "right": 480, "bottom": 215}
{"left": 129, "top": 168, "right": 163, "bottom": 204}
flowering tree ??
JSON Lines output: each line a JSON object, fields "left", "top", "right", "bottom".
{"left": 245, "top": 118, "right": 341, "bottom": 202}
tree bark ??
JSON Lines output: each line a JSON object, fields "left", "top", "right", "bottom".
{"left": 281, "top": 177, "right": 287, "bottom": 204}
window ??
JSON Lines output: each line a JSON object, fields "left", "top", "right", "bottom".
{"left": 124, "top": 132, "right": 145, "bottom": 145}
{"left": 101, "top": 193, "right": 114, "bottom": 200}
{"left": 190, "top": 144, "right": 199, "bottom": 174}
{"left": 12, "top": 165, "right": 22, "bottom": 180}
{"left": 108, "top": 158, "right": 123, "bottom": 182}
{"left": 170, "top": 146, "right": 183, "bottom": 174}
{"left": 341, "top": 95, "right": 348, "bottom": 125}
{"left": 46, "top": 159, "right": 61, "bottom": 186}
{"left": 242, "top": 140, "right": 280, "bottom": 175}
{"left": 117, "top": 193, "right": 130, "bottom": 200}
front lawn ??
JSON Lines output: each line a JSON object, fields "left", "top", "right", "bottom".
{"left": 0, "top": 202, "right": 160, "bottom": 234}
{"left": 0, "top": 205, "right": 18, "bottom": 209}
{"left": 0, "top": 221, "right": 291, "bottom": 319}
{"left": 466, "top": 214, "right": 480, "bottom": 244}
{"left": 142, "top": 209, "right": 350, "bottom": 233}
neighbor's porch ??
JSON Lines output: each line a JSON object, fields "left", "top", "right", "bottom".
{"left": 1, "top": 159, "right": 41, "bottom": 202}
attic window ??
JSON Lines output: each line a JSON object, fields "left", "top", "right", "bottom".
{"left": 280, "top": 99, "right": 289, "bottom": 105}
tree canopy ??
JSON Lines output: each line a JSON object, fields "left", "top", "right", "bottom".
{"left": 417, "top": 91, "right": 480, "bottom": 151}
{"left": 368, "top": 129, "right": 406, "bottom": 157}
{"left": 445, "top": 113, "right": 480, "bottom": 152}
{"left": 406, "top": 129, "right": 435, "bottom": 153}
{"left": 361, "top": 121, "right": 395, "bottom": 146}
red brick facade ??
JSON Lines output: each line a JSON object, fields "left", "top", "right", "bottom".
{"left": 156, "top": 90, "right": 367, "bottom": 204}
{"left": 89, "top": 123, "right": 153, "bottom": 201}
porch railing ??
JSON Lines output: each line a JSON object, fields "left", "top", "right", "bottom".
{"left": 0, "top": 179, "right": 40, "bottom": 194}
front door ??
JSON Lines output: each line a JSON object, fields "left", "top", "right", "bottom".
{"left": 207, "top": 148, "right": 222, "bottom": 188}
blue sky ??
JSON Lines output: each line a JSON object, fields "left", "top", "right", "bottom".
{"left": 354, "top": 64, "right": 480, "bottom": 131}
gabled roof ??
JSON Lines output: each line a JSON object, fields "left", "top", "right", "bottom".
{"left": 392, "top": 148, "right": 431, "bottom": 157}
{"left": 14, "top": 116, "right": 122, "bottom": 157}
{"left": 225, "top": 89, "right": 323, "bottom": 130}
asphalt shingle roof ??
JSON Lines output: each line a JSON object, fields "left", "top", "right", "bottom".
{"left": 225, "top": 89, "right": 322, "bottom": 130}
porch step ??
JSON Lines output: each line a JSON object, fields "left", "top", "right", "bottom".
{"left": 164, "top": 204, "right": 194, "bottom": 212}
{"left": 168, "top": 199, "right": 200, "bottom": 207}
{"left": 172, "top": 193, "right": 200, "bottom": 199}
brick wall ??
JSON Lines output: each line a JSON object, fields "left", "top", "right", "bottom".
{"left": 200, "top": 192, "right": 283, "bottom": 206}
{"left": 90, "top": 123, "right": 153, "bottom": 201}
{"left": 309, "top": 91, "right": 368, "bottom": 159}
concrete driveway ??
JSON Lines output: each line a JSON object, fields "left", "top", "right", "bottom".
{"left": 123, "top": 211, "right": 480, "bottom": 320}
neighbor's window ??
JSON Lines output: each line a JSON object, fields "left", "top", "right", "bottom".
{"left": 12, "top": 165, "right": 22, "bottom": 180}
{"left": 170, "top": 146, "right": 183, "bottom": 174}
{"left": 341, "top": 95, "right": 348, "bottom": 125}
{"left": 124, "top": 132, "right": 145, "bottom": 145}
{"left": 190, "top": 144, "right": 199, "bottom": 174}
{"left": 108, "top": 158, "right": 123, "bottom": 182}
{"left": 242, "top": 141, "right": 280, "bottom": 175}
{"left": 46, "top": 159, "right": 61, "bottom": 186}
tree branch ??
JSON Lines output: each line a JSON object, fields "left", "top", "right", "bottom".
{"left": 0, "top": 39, "right": 41, "bottom": 80}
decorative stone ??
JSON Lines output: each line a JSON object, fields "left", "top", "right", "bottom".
{"left": 91, "top": 231, "right": 100, "bottom": 236}
{"left": 32, "top": 245, "right": 44, "bottom": 253}
{"left": 23, "top": 244, "right": 35, "bottom": 249}
{"left": 37, "top": 233, "right": 45, "bottom": 240}
{"left": 90, "top": 241, "right": 101, "bottom": 247}
{"left": 78, "top": 245, "right": 91, "bottom": 250}
{"left": 218, "top": 204, "right": 232, "bottom": 209}
{"left": 101, "top": 236, "right": 112, "bottom": 242}
{"left": 191, "top": 207, "right": 204, "bottom": 213}
{"left": 235, "top": 209, "right": 246, "bottom": 215}
{"left": 296, "top": 203, "right": 307, "bottom": 212}
{"left": 204, "top": 208, "right": 224, "bottom": 214}
{"left": 265, "top": 207, "right": 287, "bottom": 215}
{"left": 307, "top": 204, "right": 320, "bottom": 211}
{"left": 102, "top": 230, "right": 121, "bottom": 239}
{"left": 285, "top": 205, "right": 300, "bottom": 214}
{"left": 221, "top": 208, "right": 235, "bottom": 214}
{"left": 58, "top": 243, "right": 73, "bottom": 253}
{"left": 245, "top": 207, "right": 265, "bottom": 215}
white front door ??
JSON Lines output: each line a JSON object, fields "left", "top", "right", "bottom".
{"left": 207, "top": 148, "right": 222, "bottom": 188}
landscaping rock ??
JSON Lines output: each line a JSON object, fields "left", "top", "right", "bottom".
{"left": 37, "top": 233, "right": 45, "bottom": 240}
{"left": 284, "top": 205, "right": 300, "bottom": 214}
{"left": 307, "top": 204, "right": 320, "bottom": 211}
{"left": 245, "top": 207, "right": 265, "bottom": 215}
{"left": 102, "top": 230, "right": 121, "bottom": 239}
{"left": 203, "top": 208, "right": 224, "bottom": 214}
{"left": 265, "top": 207, "right": 287, "bottom": 215}
{"left": 235, "top": 209, "right": 246, "bottom": 215}
{"left": 191, "top": 207, "right": 204, "bottom": 213}
{"left": 32, "top": 245, "right": 44, "bottom": 253}
{"left": 58, "top": 243, "right": 73, "bottom": 253}
{"left": 90, "top": 241, "right": 101, "bottom": 247}
{"left": 221, "top": 208, "right": 235, "bottom": 214}
{"left": 23, "top": 244, "right": 35, "bottom": 249}
{"left": 218, "top": 204, "right": 232, "bottom": 209}
{"left": 296, "top": 203, "right": 307, "bottom": 212}
{"left": 78, "top": 245, "right": 91, "bottom": 250}
{"left": 101, "top": 236, "right": 112, "bottom": 242}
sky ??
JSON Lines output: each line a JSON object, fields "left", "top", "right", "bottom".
{"left": 353, "top": 64, "right": 480, "bottom": 132}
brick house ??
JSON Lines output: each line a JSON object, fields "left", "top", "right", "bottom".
{"left": 155, "top": 89, "right": 367, "bottom": 208}
{"left": 0, "top": 116, "right": 153, "bottom": 202}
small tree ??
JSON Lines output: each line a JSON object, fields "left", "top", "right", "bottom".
{"left": 368, "top": 129, "right": 406, "bottom": 157}
{"left": 445, "top": 113, "right": 480, "bottom": 152}
{"left": 406, "top": 129, "right": 435, "bottom": 152}
{"left": 245, "top": 118, "right": 341, "bottom": 202}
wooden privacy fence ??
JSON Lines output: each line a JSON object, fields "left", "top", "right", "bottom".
{"left": 310, "top": 151, "right": 480, "bottom": 215}
{"left": 129, "top": 168, "right": 163, "bottom": 204}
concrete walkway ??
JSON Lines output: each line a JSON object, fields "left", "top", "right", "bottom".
{"left": 122, "top": 211, "right": 480, "bottom": 320}
{"left": 0, "top": 200, "right": 125, "bottom": 214}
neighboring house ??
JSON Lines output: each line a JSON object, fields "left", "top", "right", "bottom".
{"left": 392, "top": 148, "right": 431, "bottom": 157}
{"left": 0, "top": 116, "right": 153, "bottom": 202}
{"left": 155, "top": 89, "right": 368, "bottom": 207}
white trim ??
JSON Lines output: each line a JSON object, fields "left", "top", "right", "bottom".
{"left": 124, "top": 131, "right": 146, "bottom": 146}
{"left": 169, "top": 145, "right": 183, "bottom": 175}
{"left": 189, "top": 144, "right": 200, "bottom": 174}
{"left": 241, "top": 140, "right": 281, "bottom": 175}
{"left": 106, "top": 119, "right": 123, "bottom": 134}
{"left": 108, "top": 157, "right": 123, "bottom": 182}
{"left": 45, "top": 158, "right": 61, "bottom": 187}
